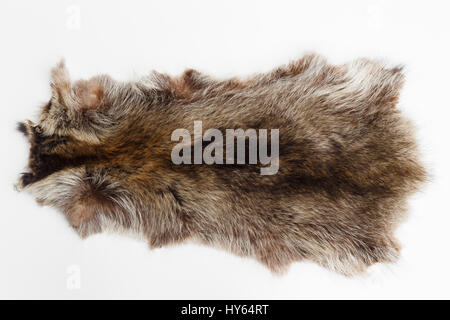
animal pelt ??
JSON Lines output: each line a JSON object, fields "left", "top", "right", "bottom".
{"left": 16, "top": 54, "right": 426, "bottom": 276}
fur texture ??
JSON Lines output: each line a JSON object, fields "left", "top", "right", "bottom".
{"left": 16, "top": 54, "right": 426, "bottom": 276}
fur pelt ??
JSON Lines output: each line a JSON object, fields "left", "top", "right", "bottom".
{"left": 16, "top": 54, "right": 426, "bottom": 276}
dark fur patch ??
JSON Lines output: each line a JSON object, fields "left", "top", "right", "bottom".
{"left": 17, "top": 122, "right": 27, "bottom": 136}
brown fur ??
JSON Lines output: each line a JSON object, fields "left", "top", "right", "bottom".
{"left": 16, "top": 54, "right": 426, "bottom": 276}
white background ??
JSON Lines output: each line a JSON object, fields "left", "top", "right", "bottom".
{"left": 0, "top": 0, "right": 449, "bottom": 299}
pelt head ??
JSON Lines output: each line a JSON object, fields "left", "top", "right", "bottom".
{"left": 16, "top": 60, "right": 152, "bottom": 189}
{"left": 17, "top": 62, "right": 106, "bottom": 188}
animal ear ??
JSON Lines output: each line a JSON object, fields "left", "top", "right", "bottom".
{"left": 50, "top": 60, "right": 105, "bottom": 111}
{"left": 72, "top": 77, "right": 105, "bottom": 110}
{"left": 50, "top": 59, "right": 75, "bottom": 108}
